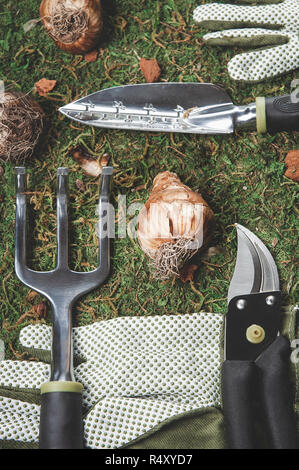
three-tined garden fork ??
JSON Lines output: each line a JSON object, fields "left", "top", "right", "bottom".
{"left": 15, "top": 166, "right": 113, "bottom": 449}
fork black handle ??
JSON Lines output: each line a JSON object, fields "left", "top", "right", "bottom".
{"left": 39, "top": 382, "right": 83, "bottom": 449}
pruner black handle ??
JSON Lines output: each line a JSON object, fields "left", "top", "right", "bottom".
{"left": 222, "top": 360, "right": 256, "bottom": 449}
{"left": 256, "top": 95, "right": 299, "bottom": 133}
{"left": 222, "top": 337, "right": 298, "bottom": 449}
{"left": 39, "top": 381, "right": 84, "bottom": 449}
{"left": 256, "top": 335, "right": 298, "bottom": 449}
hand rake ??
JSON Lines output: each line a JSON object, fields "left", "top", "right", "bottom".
{"left": 15, "top": 166, "right": 113, "bottom": 449}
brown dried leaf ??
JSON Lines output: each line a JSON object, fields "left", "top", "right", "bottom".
{"left": 139, "top": 58, "right": 161, "bottom": 83}
{"left": 285, "top": 150, "right": 299, "bottom": 182}
{"left": 132, "top": 184, "right": 146, "bottom": 192}
{"left": 33, "top": 302, "right": 47, "bottom": 319}
{"left": 100, "top": 152, "right": 110, "bottom": 167}
{"left": 26, "top": 290, "right": 38, "bottom": 302}
{"left": 84, "top": 50, "right": 98, "bottom": 62}
{"left": 179, "top": 264, "right": 198, "bottom": 283}
{"left": 75, "top": 179, "right": 85, "bottom": 192}
{"left": 35, "top": 78, "right": 57, "bottom": 96}
{"left": 70, "top": 146, "right": 101, "bottom": 177}
{"left": 272, "top": 237, "right": 278, "bottom": 248}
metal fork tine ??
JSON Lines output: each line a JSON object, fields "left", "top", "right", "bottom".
{"left": 98, "top": 166, "right": 113, "bottom": 272}
{"left": 56, "top": 168, "right": 69, "bottom": 269}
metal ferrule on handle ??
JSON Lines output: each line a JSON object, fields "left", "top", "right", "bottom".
{"left": 234, "top": 103, "right": 256, "bottom": 131}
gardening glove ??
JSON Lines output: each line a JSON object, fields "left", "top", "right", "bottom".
{"left": 0, "top": 313, "right": 224, "bottom": 449}
{"left": 193, "top": 0, "right": 299, "bottom": 82}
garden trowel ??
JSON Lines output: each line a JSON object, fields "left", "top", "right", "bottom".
{"left": 59, "top": 83, "right": 299, "bottom": 135}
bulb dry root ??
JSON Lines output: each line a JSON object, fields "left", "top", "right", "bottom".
{"left": 147, "top": 237, "right": 200, "bottom": 280}
{"left": 45, "top": 3, "right": 88, "bottom": 44}
{"left": 0, "top": 92, "right": 44, "bottom": 161}
{"left": 40, "top": 0, "right": 103, "bottom": 54}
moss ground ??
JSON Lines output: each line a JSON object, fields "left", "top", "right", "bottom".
{"left": 0, "top": 0, "right": 298, "bottom": 358}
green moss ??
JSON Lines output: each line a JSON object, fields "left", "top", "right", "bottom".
{"left": 0, "top": 0, "right": 298, "bottom": 358}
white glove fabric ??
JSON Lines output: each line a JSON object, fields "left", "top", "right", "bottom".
{"left": 193, "top": 0, "right": 299, "bottom": 82}
{"left": 0, "top": 313, "right": 223, "bottom": 448}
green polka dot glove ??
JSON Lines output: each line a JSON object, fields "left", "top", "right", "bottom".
{"left": 0, "top": 313, "right": 224, "bottom": 449}
{"left": 193, "top": 0, "right": 299, "bottom": 82}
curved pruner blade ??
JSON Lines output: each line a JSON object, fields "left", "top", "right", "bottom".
{"left": 227, "top": 224, "right": 279, "bottom": 304}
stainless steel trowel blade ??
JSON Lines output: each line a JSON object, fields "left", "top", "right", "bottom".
{"left": 59, "top": 82, "right": 235, "bottom": 134}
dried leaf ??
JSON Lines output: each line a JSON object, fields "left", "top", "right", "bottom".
{"left": 75, "top": 179, "right": 85, "bottom": 192}
{"left": 100, "top": 152, "right": 110, "bottom": 167}
{"left": 33, "top": 302, "right": 47, "bottom": 319}
{"left": 84, "top": 50, "right": 98, "bottom": 62}
{"left": 35, "top": 78, "right": 57, "bottom": 96}
{"left": 26, "top": 290, "right": 38, "bottom": 302}
{"left": 132, "top": 184, "right": 146, "bottom": 192}
{"left": 285, "top": 150, "right": 299, "bottom": 182}
{"left": 179, "top": 264, "right": 198, "bottom": 283}
{"left": 23, "top": 18, "right": 40, "bottom": 33}
{"left": 139, "top": 58, "right": 161, "bottom": 83}
{"left": 70, "top": 146, "right": 101, "bottom": 177}
{"left": 202, "top": 245, "right": 223, "bottom": 260}
{"left": 272, "top": 237, "right": 278, "bottom": 248}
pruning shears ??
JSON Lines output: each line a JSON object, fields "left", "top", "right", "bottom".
{"left": 224, "top": 224, "right": 298, "bottom": 449}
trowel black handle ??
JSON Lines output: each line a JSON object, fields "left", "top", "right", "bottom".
{"left": 257, "top": 95, "right": 299, "bottom": 133}
{"left": 39, "top": 381, "right": 84, "bottom": 449}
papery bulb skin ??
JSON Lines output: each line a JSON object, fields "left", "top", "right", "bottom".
{"left": 40, "top": 0, "right": 103, "bottom": 55}
{"left": 137, "top": 171, "right": 215, "bottom": 279}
